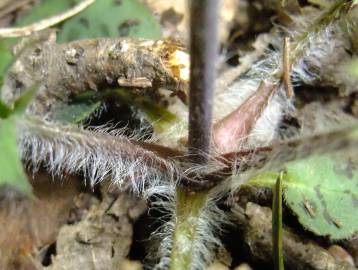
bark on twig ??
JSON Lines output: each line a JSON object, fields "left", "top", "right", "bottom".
{"left": 2, "top": 33, "right": 188, "bottom": 116}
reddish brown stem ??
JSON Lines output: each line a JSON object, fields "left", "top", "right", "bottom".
{"left": 188, "top": 0, "right": 219, "bottom": 164}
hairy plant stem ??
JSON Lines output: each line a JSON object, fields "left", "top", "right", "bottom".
{"left": 168, "top": 0, "right": 219, "bottom": 268}
{"left": 169, "top": 187, "right": 208, "bottom": 270}
{"left": 290, "top": 0, "right": 353, "bottom": 66}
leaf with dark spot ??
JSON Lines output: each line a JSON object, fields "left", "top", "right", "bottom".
{"left": 284, "top": 151, "right": 358, "bottom": 240}
{"left": 248, "top": 150, "right": 358, "bottom": 240}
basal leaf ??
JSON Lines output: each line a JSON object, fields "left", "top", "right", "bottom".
{"left": 283, "top": 152, "right": 358, "bottom": 240}
{"left": 246, "top": 172, "right": 278, "bottom": 188}
{"left": 0, "top": 118, "right": 31, "bottom": 193}
{"left": 247, "top": 151, "right": 358, "bottom": 240}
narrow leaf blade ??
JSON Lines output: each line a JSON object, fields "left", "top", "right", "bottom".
{"left": 272, "top": 171, "right": 284, "bottom": 270}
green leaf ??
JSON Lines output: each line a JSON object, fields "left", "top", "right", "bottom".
{"left": 12, "top": 84, "right": 39, "bottom": 115}
{"left": 247, "top": 151, "right": 358, "bottom": 240}
{"left": 0, "top": 118, "right": 31, "bottom": 193}
{"left": 57, "top": 0, "right": 161, "bottom": 42}
{"left": 53, "top": 101, "right": 101, "bottom": 124}
{"left": 113, "top": 88, "right": 178, "bottom": 133}
{"left": 16, "top": 0, "right": 162, "bottom": 41}
{"left": 0, "top": 39, "right": 14, "bottom": 84}
{"left": 0, "top": 100, "right": 12, "bottom": 119}
{"left": 15, "top": 1, "right": 75, "bottom": 27}
{"left": 283, "top": 152, "right": 358, "bottom": 240}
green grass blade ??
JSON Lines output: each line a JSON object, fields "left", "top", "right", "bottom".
{"left": 272, "top": 171, "right": 284, "bottom": 270}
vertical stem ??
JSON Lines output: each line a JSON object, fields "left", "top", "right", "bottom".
{"left": 168, "top": 2, "right": 219, "bottom": 269}
{"left": 188, "top": 0, "right": 219, "bottom": 163}
{"left": 170, "top": 187, "right": 208, "bottom": 270}
{"left": 272, "top": 171, "right": 285, "bottom": 270}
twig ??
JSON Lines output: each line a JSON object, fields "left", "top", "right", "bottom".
{"left": 188, "top": 0, "right": 219, "bottom": 164}
{"left": 0, "top": 0, "right": 95, "bottom": 38}
{"left": 0, "top": 0, "right": 33, "bottom": 19}
{"left": 282, "top": 37, "right": 293, "bottom": 98}
{"left": 3, "top": 37, "right": 188, "bottom": 116}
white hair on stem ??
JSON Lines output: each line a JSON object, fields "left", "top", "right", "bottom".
{"left": 153, "top": 184, "right": 229, "bottom": 270}
{"left": 147, "top": 8, "right": 358, "bottom": 267}
{"left": 289, "top": 10, "right": 358, "bottom": 92}
{"left": 16, "top": 116, "right": 179, "bottom": 196}
{"left": 213, "top": 3, "right": 358, "bottom": 153}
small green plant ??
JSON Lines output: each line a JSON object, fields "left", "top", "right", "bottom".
{"left": 1, "top": 0, "right": 358, "bottom": 269}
